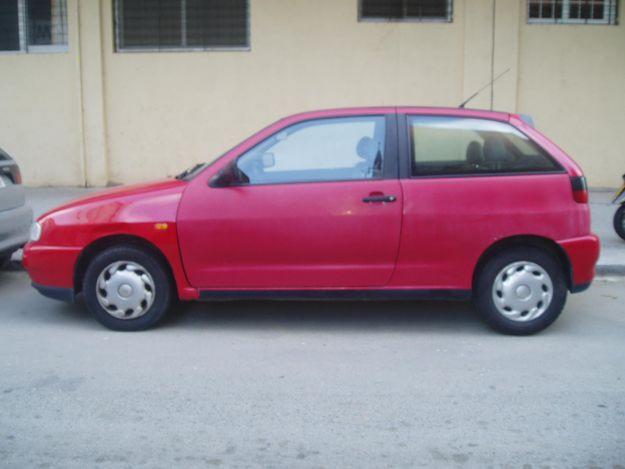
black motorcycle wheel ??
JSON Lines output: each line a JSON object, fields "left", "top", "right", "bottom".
{"left": 614, "top": 205, "right": 625, "bottom": 241}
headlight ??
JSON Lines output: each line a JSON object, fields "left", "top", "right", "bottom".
{"left": 29, "top": 222, "right": 41, "bottom": 242}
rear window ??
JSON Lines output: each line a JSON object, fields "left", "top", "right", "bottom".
{"left": 409, "top": 116, "right": 561, "bottom": 177}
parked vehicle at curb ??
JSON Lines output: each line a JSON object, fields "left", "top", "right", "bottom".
{"left": 0, "top": 148, "right": 32, "bottom": 267}
{"left": 23, "top": 107, "right": 600, "bottom": 334}
{"left": 612, "top": 174, "right": 625, "bottom": 241}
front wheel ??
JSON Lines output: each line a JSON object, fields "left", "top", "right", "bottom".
{"left": 614, "top": 205, "right": 625, "bottom": 241}
{"left": 83, "top": 245, "right": 174, "bottom": 331}
{"left": 474, "top": 247, "right": 567, "bottom": 335}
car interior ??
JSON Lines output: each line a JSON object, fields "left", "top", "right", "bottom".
{"left": 236, "top": 122, "right": 386, "bottom": 185}
{"left": 412, "top": 132, "right": 560, "bottom": 176}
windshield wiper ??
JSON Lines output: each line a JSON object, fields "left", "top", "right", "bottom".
{"left": 175, "top": 163, "right": 205, "bottom": 180}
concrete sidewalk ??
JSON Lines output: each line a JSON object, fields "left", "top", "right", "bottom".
{"left": 10, "top": 186, "right": 625, "bottom": 274}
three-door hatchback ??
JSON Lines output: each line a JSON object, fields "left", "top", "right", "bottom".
{"left": 23, "top": 107, "right": 600, "bottom": 334}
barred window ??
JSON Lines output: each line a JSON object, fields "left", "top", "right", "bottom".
{"left": 115, "top": 0, "right": 249, "bottom": 51}
{"left": 360, "top": 0, "right": 453, "bottom": 22}
{"left": 528, "top": 0, "right": 618, "bottom": 24}
{"left": 0, "top": 0, "right": 68, "bottom": 52}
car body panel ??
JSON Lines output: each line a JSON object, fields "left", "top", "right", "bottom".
{"left": 0, "top": 175, "right": 26, "bottom": 212}
{"left": 178, "top": 179, "right": 403, "bottom": 288}
{"left": 177, "top": 110, "right": 402, "bottom": 289}
{"left": 391, "top": 173, "right": 590, "bottom": 289}
{"left": 559, "top": 235, "right": 600, "bottom": 286}
{"left": 23, "top": 178, "right": 199, "bottom": 299}
{"left": 0, "top": 150, "right": 31, "bottom": 257}
{"left": 0, "top": 203, "right": 32, "bottom": 257}
{"left": 23, "top": 245, "right": 81, "bottom": 289}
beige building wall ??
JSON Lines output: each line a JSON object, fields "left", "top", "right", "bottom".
{"left": 0, "top": 1, "right": 83, "bottom": 186}
{"left": 0, "top": 0, "right": 623, "bottom": 188}
{"left": 517, "top": 18, "right": 625, "bottom": 187}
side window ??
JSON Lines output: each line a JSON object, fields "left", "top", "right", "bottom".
{"left": 236, "top": 116, "right": 386, "bottom": 185}
{"left": 408, "top": 116, "right": 561, "bottom": 176}
{"left": 360, "top": 0, "right": 453, "bottom": 22}
{"left": 115, "top": 0, "right": 249, "bottom": 51}
{"left": 0, "top": 0, "right": 68, "bottom": 53}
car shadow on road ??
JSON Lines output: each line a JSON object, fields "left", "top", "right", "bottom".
{"left": 0, "top": 270, "right": 490, "bottom": 334}
{"left": 164, "top": 299, "right": 490, "bottom": 334}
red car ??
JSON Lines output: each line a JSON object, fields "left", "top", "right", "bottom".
{"left": 23, "top": 107, "right": 600, "bottom": 334}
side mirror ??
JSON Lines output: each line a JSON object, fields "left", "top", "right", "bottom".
{"left": 261, "top": 152, "right": 275, "bottom": 169}
{"left": 208, "top": 163, "right": 248, "bottom": 188}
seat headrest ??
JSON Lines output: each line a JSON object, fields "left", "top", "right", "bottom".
{"left": 483, "top": 138, "right": 510, "bottom": 163}
{"left": 466, "top": 141, "right": 483, "bottom": 165}
{"left": 357, "top": 137, "right": 379, "bottom": 162}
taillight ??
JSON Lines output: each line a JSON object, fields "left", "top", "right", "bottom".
{"left": 14, "top": 166, "right": 22, "bottom": 184}
{"left": 570, "top": 176, "right": 588, "bottom": 204}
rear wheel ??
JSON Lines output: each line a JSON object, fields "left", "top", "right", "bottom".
{"left": 614, "top": 205, "right": 625, "bottom": 241}
{"left": 83, "top": 245, "right": 173, "bottom": 331}
{"left": 474, "top": 246, "right": 567, "bottom": 335}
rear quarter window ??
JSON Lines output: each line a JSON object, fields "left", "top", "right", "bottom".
{"left": 408, "top": 116, "right": 561, "bottom": 177}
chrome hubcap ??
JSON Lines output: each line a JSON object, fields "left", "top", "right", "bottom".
{"left": 492, "top": 261, "right": 553, "bottom": 322}
{"left": 96, "top": 261, "right": 155, "bottom": 320}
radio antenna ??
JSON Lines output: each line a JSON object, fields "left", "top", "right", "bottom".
{"left": 458, "top": 68, "right": 511, "bottom": 109}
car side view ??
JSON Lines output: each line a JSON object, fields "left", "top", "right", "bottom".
{"left": 23, "top": 107, "right": 600, "bottom": 334}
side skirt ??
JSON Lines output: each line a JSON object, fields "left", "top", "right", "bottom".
{"left": 199, "top": 289, "right": 472, "bottom": 301}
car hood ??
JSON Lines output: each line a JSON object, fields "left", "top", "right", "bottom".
{"left": 38, "top": 178, "right": 188, "bottom": 223}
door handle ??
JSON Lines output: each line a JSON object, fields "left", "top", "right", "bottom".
{"left": 362, "top": 195, "right": 397, "bottom": 203}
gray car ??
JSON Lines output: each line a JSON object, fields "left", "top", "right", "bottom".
{"left": 0, "top": 148, "right": 32, "bottom": 266}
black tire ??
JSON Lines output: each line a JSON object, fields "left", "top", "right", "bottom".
{"left": 474, "top": 246, "right": 567, "bottom": 335}
{"left": 614, "top": 205, "right": 625, "bottom": 241}
{"left": 83, "top": 245, "right": 174, "bottom": 331}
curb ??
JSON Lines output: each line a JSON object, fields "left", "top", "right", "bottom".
{"left": 596, "top": 264, "right": 625, "bottom": 277}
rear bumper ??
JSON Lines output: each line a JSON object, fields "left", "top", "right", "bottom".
{"left": 0, "top": 204, "right": 32, "bottom": 256}
{"left": 559, "top": 234, "right": 600, "bottom": 292}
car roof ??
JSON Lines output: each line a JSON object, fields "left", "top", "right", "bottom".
{"left": 282, "top": 106, "right": 510, "bottom": 124}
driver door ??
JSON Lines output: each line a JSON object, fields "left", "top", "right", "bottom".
{"left": 177, "top": 114, "right": 403, "bottom": 289}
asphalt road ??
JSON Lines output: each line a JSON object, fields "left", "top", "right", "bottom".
{"left": 1, "top": 271, "right": 624, "bottom": 468}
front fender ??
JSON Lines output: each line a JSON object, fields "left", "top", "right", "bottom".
{"left": 24, "top": 179, "right": 199, "bottom": 301}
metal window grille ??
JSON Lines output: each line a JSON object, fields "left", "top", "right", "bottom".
{"left": 0, "top": 0, "right": 67, "bottom": 52}
{"left": 115, "top": 0, "right": 250, "bottom": 52}
{"left": 528, "top": 0, "right": 618, "bottom": 24}
{"left": 359, "top": 0, "right": 453, "bottom": 22}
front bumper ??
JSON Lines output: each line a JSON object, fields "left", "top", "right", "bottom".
{"left": 32, "top": 283, "right": 75, "bottom": 302}
{"left": 0, "top": 204, "right": 32, "bottom": 256}
{"left": 22, "top": 243, "right": 81, "bottom": 299}
{"left": 559, "top": 234, "right": 601, "bottom": 291}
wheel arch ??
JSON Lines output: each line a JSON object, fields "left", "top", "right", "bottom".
{"left": 472, "top": 235, "right": 573, "bottom": 293}
{"left": 73, "top": 234, "right": 177, "bottom": 298}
